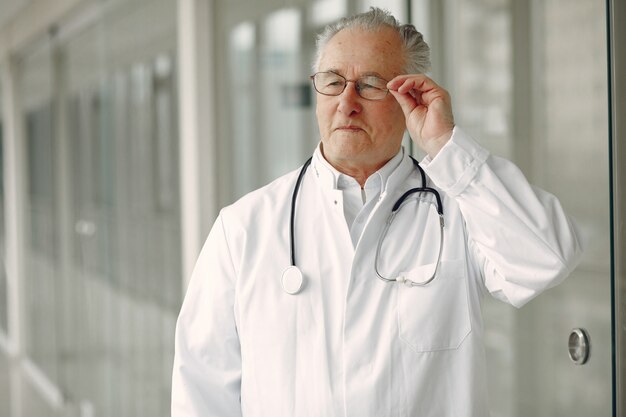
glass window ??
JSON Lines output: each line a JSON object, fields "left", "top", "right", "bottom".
{"left": 225, "top": 7, "right": 317, "bottom": 204}
{"left": 16, "top": 0, "right": 181, "bottom": 415}
{"left": 20, "top": 42, "right": 61, "bottom": 384}
{"left": 260, "top": 9, "right": 308, "bottom": 180}
{"left": 229, "top": 22, "right": 258, "bottom": 197}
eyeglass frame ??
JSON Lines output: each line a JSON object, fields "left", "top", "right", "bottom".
{"left": 309, "top": 71, "right": 390, "bottom": 101}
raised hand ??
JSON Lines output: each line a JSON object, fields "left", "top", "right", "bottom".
{"left": 387, "top": 74, "right": 455, "bottom": 158}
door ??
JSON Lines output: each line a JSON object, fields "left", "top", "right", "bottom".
{"left": 412, "top": 0, "right": 613, "bottom": 415}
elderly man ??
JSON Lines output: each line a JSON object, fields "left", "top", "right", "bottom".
{"left": 172, "top": 8, "right": 582, "bottom": 417}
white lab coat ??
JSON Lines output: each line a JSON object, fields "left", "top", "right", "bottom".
{"left": 171, "top": 127, "right": 582, "bottom": 417}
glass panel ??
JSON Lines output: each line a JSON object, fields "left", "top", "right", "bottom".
{"left": 62, "top": 2, "right": 180, "bottom": 414}
{"left": 226, "top": 7, "right": 316, "bottom": 203}
{"left": 16, "top": 0, "right": 180, "bottom": 415}
{"left": 446, "top": 0, "right": 512, "bottom": 158}
{"left": 260, "top": 9, "right": 306, "bottom": 180}
{"left": 19, "top": 42, "right": 60, "bottom": 384}
{"left": 414, "top": 0, "right": 612, "bottom": 415}
{"left": 229, "top": 22, "right": 258, "bottom": 197}
{"left": 529, "top": 1, "right": 611, "bottom": 414}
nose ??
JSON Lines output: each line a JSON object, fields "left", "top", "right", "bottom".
{"left": 337, "top": 81, "right": 362, "bottom": 116}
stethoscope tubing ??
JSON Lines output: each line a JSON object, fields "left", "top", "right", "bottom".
{"left": 289, "top": 157, "right": 313, "bottom": 267}
{"left": 288, "top": 155, "right": 444, "bottom": 289}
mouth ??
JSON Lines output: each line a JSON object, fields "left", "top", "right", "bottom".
{"left": 335, "top": 125, "right": 364, "bottom": 132}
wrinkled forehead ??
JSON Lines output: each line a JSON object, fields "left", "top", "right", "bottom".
{"left": 318, "top": 27, "right": 406, "bottom": 79}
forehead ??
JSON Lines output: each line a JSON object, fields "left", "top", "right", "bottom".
{"left": 318, "top": 27, "right": 405, "bottom": 78}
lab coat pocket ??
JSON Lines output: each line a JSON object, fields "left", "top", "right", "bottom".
{"left": 397, "top": 259, "right": 471, "bottom": 353}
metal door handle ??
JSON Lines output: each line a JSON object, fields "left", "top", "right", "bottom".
{"left": 568, "top": 328, "right": 590, "bottom": 365}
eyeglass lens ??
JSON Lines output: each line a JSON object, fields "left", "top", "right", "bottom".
{"left": 312, "top": 72, "right": 388, "bottom": 100}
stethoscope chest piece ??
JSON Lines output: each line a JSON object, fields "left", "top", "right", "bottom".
{"left": 281, "top": 266, "right": 304, "bottom": 295}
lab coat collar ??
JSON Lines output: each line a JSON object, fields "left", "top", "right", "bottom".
{"left": 311, "top": 144, "right": 405, "bottom": 195}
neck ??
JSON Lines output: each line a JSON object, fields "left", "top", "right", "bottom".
{"left": 319, "top": 143, "right": 402, "bottom": 188}
{"left": 329, "top": 161, "right": 381, "bottom": 188}
{"left": 320, "top": 150, "right": 392, "bottom": 189}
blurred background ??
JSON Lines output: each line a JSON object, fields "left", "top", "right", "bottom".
{"left": 0, "top": 0, "right": 624, "bottom": 416}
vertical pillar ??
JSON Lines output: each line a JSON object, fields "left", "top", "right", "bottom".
{"left": 178, "top": 0, "right": 218, "bottom": 292}
{"left": 1, "top": 51, "right": 27, "bottom": 417}
{"left": 1, "top": 53, "right": 26, "bottom": 365}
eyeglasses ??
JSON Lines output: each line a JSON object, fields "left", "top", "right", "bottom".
{"left": 310, "top": 71, "right": 389, "bottom": 100}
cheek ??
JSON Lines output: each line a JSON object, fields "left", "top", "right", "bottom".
{"left": 393, "top": 100, "right": 406, "bottom": 120}
{"left": 316, "top": 100, "right": 332, "bottom": 129}
{"left": 376, "top": 103, "right": 405, "bottom": 134}
{"left": 389, "top": 101, "right": 405, "bottom": 122}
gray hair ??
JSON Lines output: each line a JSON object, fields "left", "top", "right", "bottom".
{"left": 313, "top": 7, "right": 431, "bottom": 75}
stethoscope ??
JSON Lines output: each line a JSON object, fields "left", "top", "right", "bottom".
{"left": 281, "top": 156, "right": 445, "bottom": 295}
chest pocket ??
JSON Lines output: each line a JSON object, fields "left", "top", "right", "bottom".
{"left": 397, "top": 259, "right": 471, "bottom": 353}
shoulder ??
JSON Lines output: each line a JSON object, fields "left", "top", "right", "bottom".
{"left": 220, "top": 166, "right": 303, "bottom": 226}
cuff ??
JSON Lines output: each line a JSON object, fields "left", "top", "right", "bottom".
{"left": 420, "top": 126, "right": 490, "bottom": 197}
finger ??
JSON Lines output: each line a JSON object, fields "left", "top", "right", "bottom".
{"left": 419, "top": 87, "right": 450, "bottom": 107}
{"left": 397, "top": 79, "right": 422, "bottom": 95}
{"left": 401, "top": 81, "right": 450, "bottom": 110}
{"left": 387, "top": 74, "right": 427, "bottom": 90}
{"left": 388, "top": 75, "right": 444, "bottom": 100}
{"left": 390, "top": 83, "right": 428, "bottom": 109}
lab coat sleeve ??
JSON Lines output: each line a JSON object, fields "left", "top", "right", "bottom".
{"left": 420, "top": 127, "right": 583, "bottom": 308}
{"left": 171, "top": 214, "right": 243, "bottom": 417}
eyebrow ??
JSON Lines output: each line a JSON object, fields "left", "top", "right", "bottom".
{"left": 324, "top": 68, "right": 388, "bottom": 80}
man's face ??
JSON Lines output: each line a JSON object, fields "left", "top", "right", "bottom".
{"left": 315, "top": 27, "right": 407, "bottom": 173}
